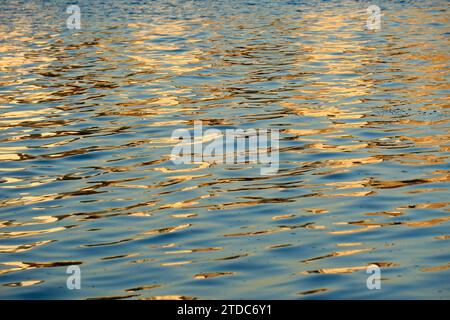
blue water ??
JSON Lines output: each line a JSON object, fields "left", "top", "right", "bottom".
{"left": 0, "top": 0, "right": 449, "bottom": 299}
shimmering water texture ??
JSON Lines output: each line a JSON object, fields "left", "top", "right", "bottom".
{"left": 0, "top": 0, "right": 449, "bottom": 299}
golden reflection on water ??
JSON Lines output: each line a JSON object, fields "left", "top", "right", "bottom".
{"left": 0, "top": 0, "right": 449, "bottom": 299}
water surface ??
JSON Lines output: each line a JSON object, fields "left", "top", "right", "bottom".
{"left": 0, "top": 0, "right": 449, "bottom": 299}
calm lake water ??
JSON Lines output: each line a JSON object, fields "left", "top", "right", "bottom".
{"left": 0, "top": 0, "right": 449, "bottom": 299}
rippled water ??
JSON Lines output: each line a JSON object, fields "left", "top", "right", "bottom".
{"left": 0, "top": 0, "right": 449, "bottom": 299}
